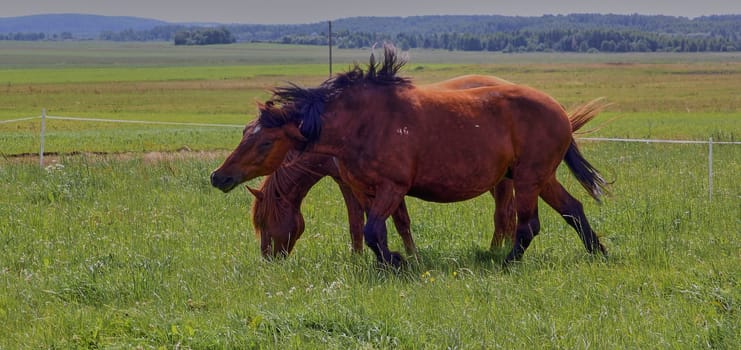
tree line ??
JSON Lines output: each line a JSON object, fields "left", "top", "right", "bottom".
{"left": 98, "top": 27, "right": 236, "bottom": 45}
{"left": 284, "top": 28, "right": 739, "bottom": 52}
{"left": 0, "top": 32, "right": 72, "bottom": 41}
{"left": 173, "top": 28, "right": 236, "bottom": 45}
{"left": 2, "top": 14, "right": 740, "bottom": 52}
{"left": 278, "top": 14, "right": 741, "bottom": 52}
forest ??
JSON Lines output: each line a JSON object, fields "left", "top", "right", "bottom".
{"left": 289, "top": 28, "right": 738, "bottom": 52}
{"left": 3, "top": 14, "right": 740, "bottom": 52}
{"left": 282, "top": 14, "right": 741, "bottom": 52}
{"left": 172, "top": 28, "right": 236, "bottom": 45}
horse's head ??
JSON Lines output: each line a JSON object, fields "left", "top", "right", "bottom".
{"left": 210, "top": 103, "right": 307, "bottom": 193}
{"left": 211, "top": 45, "right": 411, "bottom": 193}
{"left": 248, "top": 186, "right": 306, "bottom": 258}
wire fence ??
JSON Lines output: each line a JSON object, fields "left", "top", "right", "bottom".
{"left": 2, "top": 110, "right": 739, "bottom": 201}
{"left": 5, "top": 114, "right": 738, "bottom": 144}
{"left": 0, "top": 114, "right": 243, "bottom": 128}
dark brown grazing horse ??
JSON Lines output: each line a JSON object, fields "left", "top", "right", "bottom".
{"left": 245, "top": 74, "right": 518, "bottom": 259}
{"left": 248, "top": 150, "right": 417, "bottom": 257}
{"left": 211, "top": 45, "right": 609, "bottom": 266}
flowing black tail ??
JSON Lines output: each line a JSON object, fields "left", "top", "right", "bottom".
{"left": 563, "top": 142, "right": 608, "bottom": 203}
{"left": 564, "top": 98, "right": 610, "bottom": 203}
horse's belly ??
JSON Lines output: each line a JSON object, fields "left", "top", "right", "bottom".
{"left": 407, "top": 186, "right": 489, "bottom": 203}
{"left": 406, "top": 150, "right": 509, "bottom": 203}
{"left": 407, "top": 169, "right": 504, "bottom": 203}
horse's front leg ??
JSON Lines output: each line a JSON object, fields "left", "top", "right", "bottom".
{"left": 363, "top": 184, "right": 407, "bottom": 267}
{"left": 390, "top": 199, "right": 417, "bottom": 256}
{"left": 335, "top": 180, "right": 365, "bottom": 253}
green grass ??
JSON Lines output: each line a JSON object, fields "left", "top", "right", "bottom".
{"left": 2, "top": 43, "right": 740, "bottom": 150}
{"left": 0, "top": 64, "right": 333, "bottom": 85}
{"left": 0, "top": 42, "right": 368, "bottom": 68}
{"left": 3, "top": 41, "right": 740, "bottom": 69}
{"left": 0, "top": 43, "right": 740, "bottom": 348}
{"left": 0, "top": 143, "right": 738, "bottom": 348}
{"left": 2, "top": 56, "right": 740, "bottom": 155}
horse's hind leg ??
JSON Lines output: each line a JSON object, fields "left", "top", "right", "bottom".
{"left": 490, "top": 179, "right": 516, "bottom": 250}
{"left": 504, "top": 182, "right": 541, "bottom": 263}
{"left": 539, "top": 176, "right": 607, "bottom": 255}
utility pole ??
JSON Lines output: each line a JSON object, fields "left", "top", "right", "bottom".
{"left": 328, "top": 21, "right": 333, "bottom": 77}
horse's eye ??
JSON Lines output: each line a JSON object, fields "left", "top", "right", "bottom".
{"left": 258, "top": 140, "right": 273, "bottom": 152}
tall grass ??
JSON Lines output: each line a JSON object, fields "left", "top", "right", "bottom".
{"left": 0, "top": 142, "right": 738, "bottom": 348}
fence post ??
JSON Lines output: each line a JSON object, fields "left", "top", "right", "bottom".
{"left": 40, "top": 108, "right": 46, "bottom": 168}
{"left": 708, "top": 137, "right": 713, "bottom": 201}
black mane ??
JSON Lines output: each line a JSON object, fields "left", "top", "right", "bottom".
{"left": 258, "top": 44, "right": 411, "bottom": 141}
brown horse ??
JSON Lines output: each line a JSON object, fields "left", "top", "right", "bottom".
{"left": 248, "top": 150, "right": 417, "bottom": 257}
{"left": 233, "top": 75, "right": 517, "bottom": 259}
{"left": 211, "top": 45, "right": 609, "bottom": 265}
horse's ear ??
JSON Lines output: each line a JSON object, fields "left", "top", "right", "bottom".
{"left": 255, "top": 100, "right": 274, "bottom": 111}
{"left": 297, "top": 103, "right": 323, "bottom": 141}
{"left": 245, "top": 186, "right": 265, "bottom": 200}
{"left": 285, "top": 122, "right": 309, "bottom": 143}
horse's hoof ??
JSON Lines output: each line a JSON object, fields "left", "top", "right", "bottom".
{"left": 377, "top": 251, "right": 405, "bottom": 269}
{"left": 389, "top": 252, "right": 405, "bottom": 267}
{"left": 502, "top": 250, "right": 522, "bottom": 266}
{"left": 588, "top": 242, "right": 608, "bottom": 257}
{"left": 598, "top": 243, "right": 608, "bottom": 256}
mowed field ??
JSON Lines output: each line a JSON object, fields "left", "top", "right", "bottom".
{"left": 1, "top": 42, "right": 739, "bottom": 348}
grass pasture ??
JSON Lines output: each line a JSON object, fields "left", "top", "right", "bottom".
{"left": 1, "top": 42, "right": 740, "bottom": 348}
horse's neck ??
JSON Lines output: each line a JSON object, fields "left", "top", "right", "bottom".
{"left": 307, "top": 117, "right": 357, "bottom": 158}
{"left": 264, "top": 155, "right": 331, "bottom": 205}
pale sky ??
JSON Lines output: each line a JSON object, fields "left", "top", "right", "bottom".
{"left": 2, "top": 0, "right": 741, "bottom": 24}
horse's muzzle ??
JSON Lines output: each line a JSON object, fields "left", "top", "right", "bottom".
{"left": 210, "top": 171, "right": 238, "bottom": 193}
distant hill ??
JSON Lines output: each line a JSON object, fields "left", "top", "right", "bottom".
{"left": 0, "top": 14, "right": 168, "bottom": 38}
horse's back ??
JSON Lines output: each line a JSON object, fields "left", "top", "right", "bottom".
{"left": 412, "top": 83, "right": 570, "bottom": 133}
{"left": 423, "top": 75, "right": 513, "bottom": 90}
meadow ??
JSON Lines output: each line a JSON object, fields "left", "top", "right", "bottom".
{"left": 0, "top": 42, "right": 739, "bottom": 348}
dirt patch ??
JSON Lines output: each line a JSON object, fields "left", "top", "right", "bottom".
{"left": 2, "top": 149, "right": 230, "bottom": 165}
